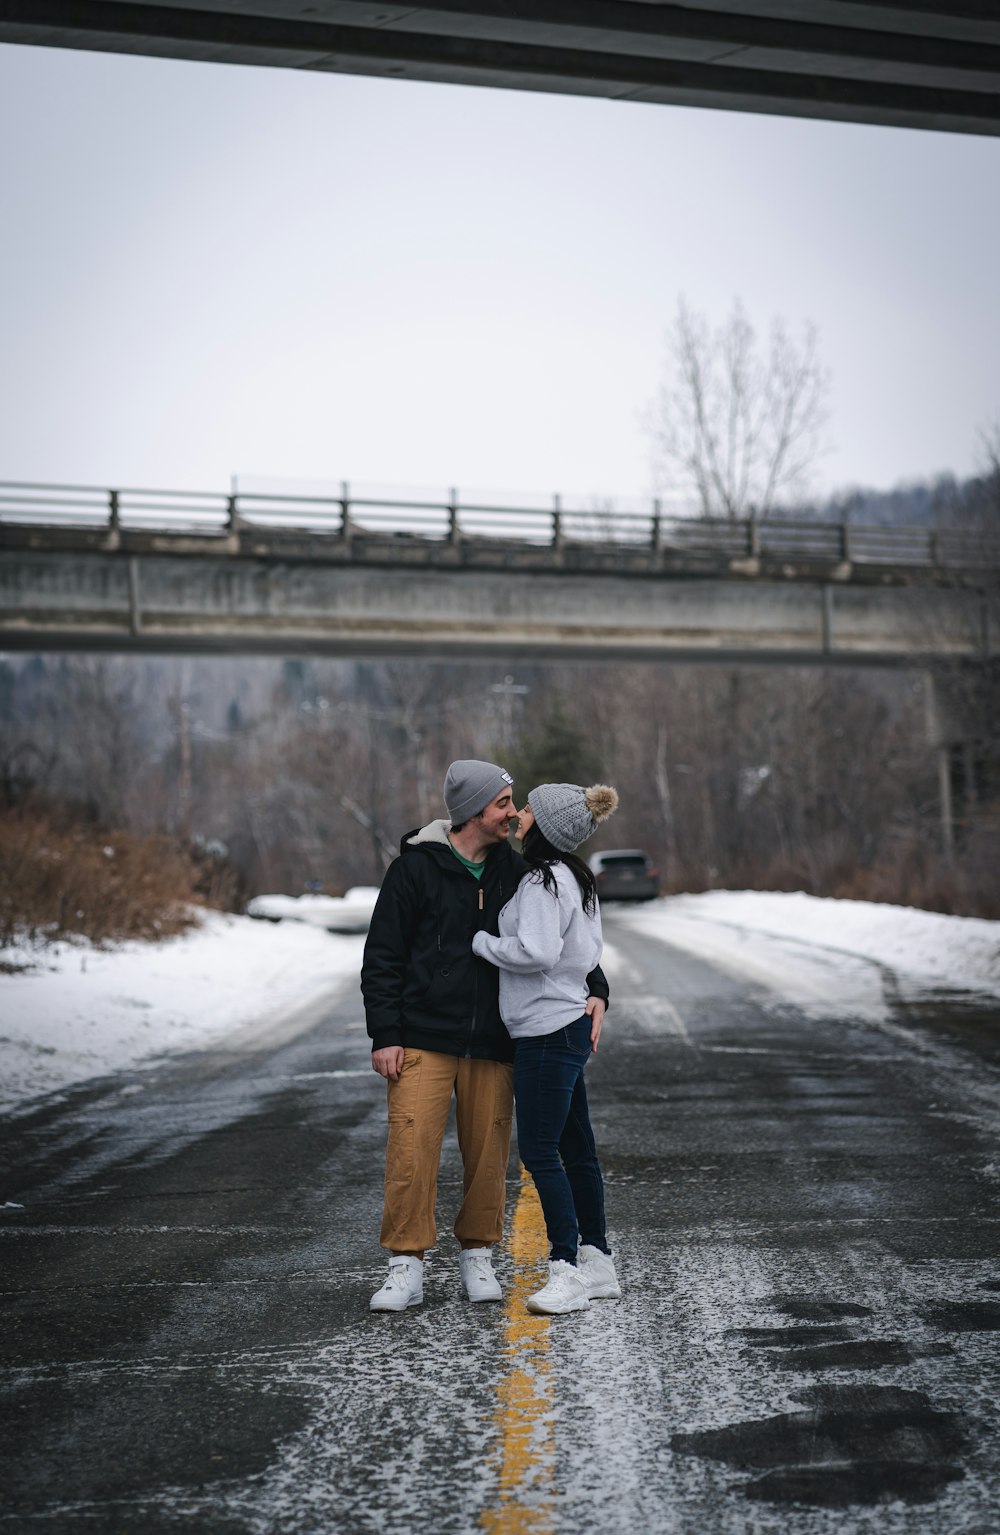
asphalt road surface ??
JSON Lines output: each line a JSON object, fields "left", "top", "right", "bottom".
{"left": 2, "top": 911, "right": 999, "bottom": 1534}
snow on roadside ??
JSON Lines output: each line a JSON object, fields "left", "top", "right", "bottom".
{"left": 5, "top": 888, "right": 996, "bottom": 1113}
{"left": 0, "top": 909, "right": 365, "bottom": 1110}
{"left": 612, "top": 889, "right": 1000, "bottom": 1003}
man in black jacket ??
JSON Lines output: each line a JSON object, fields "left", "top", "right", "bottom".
{"left": 363, "top": 759, "right": 610, "bottom": 1312}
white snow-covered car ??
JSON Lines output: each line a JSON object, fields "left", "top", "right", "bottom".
{"left": 246, "top": 887, "right": 379, "bottom": 933}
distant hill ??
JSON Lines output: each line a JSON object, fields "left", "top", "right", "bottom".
{"left": 801, "top": 468, "right": 997, "bottom": 530}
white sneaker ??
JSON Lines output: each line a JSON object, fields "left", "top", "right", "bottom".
{"left": 526, "top": 1260, "right": 591, "bottom": 1315}
{"left": 369, "top": 1256, "right": 424, "bottom": 1312}
{"left": 460, "top": 1247, "right": 502, "bottom": 1302}
{"left": 578, "top": 1244, "right": 621, "bottom": 1300}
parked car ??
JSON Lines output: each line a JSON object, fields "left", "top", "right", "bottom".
{"left": 588, "top": 849, "right": 660, "bottom": 902}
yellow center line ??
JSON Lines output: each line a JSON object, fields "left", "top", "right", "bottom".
{"left": 479, "top": 1167, "right": 555, "bottom": 1535}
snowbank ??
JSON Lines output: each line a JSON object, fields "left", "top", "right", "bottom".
{"left": 0, "top": 909, "right": 365, "bottom": 1109}
{"left": 614, "top": 890, "right": 1000, "bottom": 999}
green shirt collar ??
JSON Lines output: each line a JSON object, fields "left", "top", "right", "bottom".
{"left": 447, "top": 835, "right": 487, "bottom": 879}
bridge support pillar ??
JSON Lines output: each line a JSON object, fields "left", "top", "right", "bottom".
{"left": 924, "top": 660, "right": 1000, "bottom": 862}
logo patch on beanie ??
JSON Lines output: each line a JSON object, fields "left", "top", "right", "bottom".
{"left": 500, "top": 770, "right": 513, "bottom": 785}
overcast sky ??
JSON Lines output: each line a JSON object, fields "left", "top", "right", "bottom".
{"left": 1, "top": 41, "right": 998, "bottom": 508}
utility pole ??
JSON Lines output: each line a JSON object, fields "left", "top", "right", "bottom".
{"left": 177, "top": 656, "right": 193, "bottom": 843}
{"left": 923, "top": 670, "right": 954, "bottom": 861}
{"left": 490, "top": 675, "right": 529, "bottom": 750}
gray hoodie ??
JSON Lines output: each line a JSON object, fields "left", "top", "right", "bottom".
{"left": 471, "top": 861, "right": 603, "bottom": 1038}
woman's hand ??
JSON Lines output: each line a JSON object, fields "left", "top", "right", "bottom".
{"left": 585, "top": 996, "right": 605, "bottom": 1053}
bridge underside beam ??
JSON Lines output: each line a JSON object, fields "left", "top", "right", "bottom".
{"left": 0, "top": 551, "right": 991, "bottom": 668}
{"left": 2, "top": 1, "right": 999, "bottom": 136}
{"left": 0, "top": 632, "right": 981, "bottom": 670}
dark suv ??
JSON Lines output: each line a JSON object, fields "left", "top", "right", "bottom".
{"left": 588, "top": 849, "right": 660, "bottom": 902}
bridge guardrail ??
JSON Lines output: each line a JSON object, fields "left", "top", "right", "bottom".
{"left": 1, "top": 479, "right": 998, "bottom": 571}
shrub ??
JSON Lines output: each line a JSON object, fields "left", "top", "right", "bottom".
{"left": 0, "top": 804, "right": 208, "bottom": 948}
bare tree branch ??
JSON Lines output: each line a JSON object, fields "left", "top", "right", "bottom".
{"left": 648, "top": 297, "right": 831, "bottom": 520}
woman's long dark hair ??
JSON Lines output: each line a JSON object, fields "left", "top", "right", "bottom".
{"left": 520, "top": 822, "right": 598, "bottom": 916}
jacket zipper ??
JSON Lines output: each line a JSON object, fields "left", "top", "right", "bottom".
{"left": 467, "top": 883, "right": 483, "bottom": 1057}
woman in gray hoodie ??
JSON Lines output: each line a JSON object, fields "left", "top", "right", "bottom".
{"left": 472, "top": 782, "right": 621, "bottom": 1315}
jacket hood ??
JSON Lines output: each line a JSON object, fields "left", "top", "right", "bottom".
{"left": 400, "top": 818, "right": 452, "bottom": 853}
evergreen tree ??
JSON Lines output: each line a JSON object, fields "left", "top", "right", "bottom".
{"left": 503, "top": 701, "right": 603, "bottom": 803}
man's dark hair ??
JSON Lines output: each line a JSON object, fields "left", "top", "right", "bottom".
{"left": 520, "top": 823, "right": 598, "bottom": 916}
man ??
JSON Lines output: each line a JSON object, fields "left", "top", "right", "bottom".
{"left": 362, "top": 759, "right": 610, "bottom": 1312}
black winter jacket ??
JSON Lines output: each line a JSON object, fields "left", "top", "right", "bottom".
{"left": 362, "top": 819, "right": 611, "bottom": 1062}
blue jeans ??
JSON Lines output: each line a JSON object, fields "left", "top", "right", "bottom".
{"left": 513, "top": 1015, "right": 610, "bottom": 1264}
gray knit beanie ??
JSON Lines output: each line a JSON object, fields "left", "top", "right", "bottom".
{"left": 444, "top": 759, "right": 514, "bottom": 825}
{"left": 527, "top": 783, "right": 619, "bottom": 853}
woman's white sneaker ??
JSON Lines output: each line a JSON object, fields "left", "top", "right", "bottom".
{"left": 577, "top": 1245, "right": 621, "bottom": 1300}
{"left": 369, "top": 1256, "right": 424, "bottom": 1312}
{"left": 526, "top": 1260, "right": 591, "bottom": 1315}
{"left": 460, "top": 1247, "right": 502, "bottom": 1302}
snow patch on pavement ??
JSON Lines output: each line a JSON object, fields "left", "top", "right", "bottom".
{"left": 0, "top": 909, "right": 365, "bottom": 1109}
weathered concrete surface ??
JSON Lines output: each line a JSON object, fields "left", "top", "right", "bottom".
{"left": 1, "top": 915, "right": 998, "bottom": 1532}
{"left": 2, "top": 2, "right": 999, "bottom": 137}
{"left": 0, "top": 549, "right": 991, "bottom": 665}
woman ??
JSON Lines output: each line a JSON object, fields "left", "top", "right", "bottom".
{"left": 472, "top": 781, "right": 621, "bottom": 1315}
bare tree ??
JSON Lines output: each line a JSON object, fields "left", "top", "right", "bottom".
{"left": 978, "top": 420, "right": 1000, "bottom": 499}
{"left": 648, "top": 297, "right": 831, "bottom": 520}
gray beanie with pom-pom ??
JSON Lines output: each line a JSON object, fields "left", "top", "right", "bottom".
{"left": 527, "top": 783, "right": 619, "bottom": 853}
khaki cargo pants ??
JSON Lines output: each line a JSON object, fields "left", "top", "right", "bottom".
{"left": 380, "top": 1048, "right": 514, "bottom": 1253}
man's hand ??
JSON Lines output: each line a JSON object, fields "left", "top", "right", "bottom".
{"left": 585, "top": 996, "right": 606, "bottom": 1053}
{"left": 372, "top": 1046, "right": 405, "bottom": 1082}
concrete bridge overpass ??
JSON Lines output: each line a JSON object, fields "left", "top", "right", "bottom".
{"left": 1, "top": 479, "right": 995, "bottom": 668}
{"left": 2, "top": 1, "right": 999, "bottom": 137}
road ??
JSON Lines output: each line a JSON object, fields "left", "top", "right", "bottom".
{"left": 2, "top": 912, "right": 999, "bottom": 1534}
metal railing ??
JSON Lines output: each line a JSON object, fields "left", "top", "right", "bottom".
{"left": 1, "top": 479, "right": 997, "bottom": 570}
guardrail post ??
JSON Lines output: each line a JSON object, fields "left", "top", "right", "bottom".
{"left": 747, "top": 507, "right": 760, "bottom": 557}
{"left": 448, "top": 486, "right": 462, "bottom": 546}
{"left": 128, "top": 556, "right": 142, "bottom": 636}
{"left": 226, "top": 494, "right": 241, "bottom": 533}
{"left": 651, "top": 497, "right": 663, "bottom": 564}
{"left": 840, "top": 520, "right": 852, "bottom": 562}
{"left": 551, "top": 494, "right": 563, "bottom": 552}
{"left": 340, "top": 481, "right": 352, "bottom": 551}
{"left": 109, "top": 490, "right": 120, "bottom": 531}
{"left": 929, "top": 529, "right": 940, "bottom": 566}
